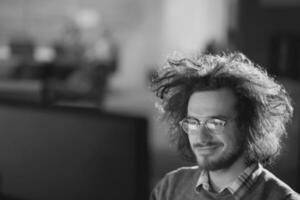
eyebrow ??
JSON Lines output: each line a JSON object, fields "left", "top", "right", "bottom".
{"left": 186, "top": 115, "right": 229, "bottom": 120}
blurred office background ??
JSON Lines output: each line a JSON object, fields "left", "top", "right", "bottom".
{"left": 0, "top": 0, "right": 300, "bottom": 199}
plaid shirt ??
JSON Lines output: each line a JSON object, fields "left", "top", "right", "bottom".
{"left": 195, "top": 163, "right": 262, "bottom": 200}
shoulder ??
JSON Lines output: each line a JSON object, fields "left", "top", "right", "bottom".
{"left": 150, "top": 166, "right": 200, "bottom": 200}
{"left": 164, "top": 165, "right": 200, "bottom": 182}
{"left": 157, "top": 165, "right": 200, "bottom": 190}
{"left": 257, "top": 168, "right": 300, "bottom": 200}
{"left": 286, "top": 193, "right": 300, "bottom": 200}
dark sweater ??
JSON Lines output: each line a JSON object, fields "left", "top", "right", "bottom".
{"left": 150, "top": 166, "right": 300, "bottom": 200}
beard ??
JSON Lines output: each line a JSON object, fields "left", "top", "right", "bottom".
{"left": 193, "top": 137, "right": 245, "bottom": 171}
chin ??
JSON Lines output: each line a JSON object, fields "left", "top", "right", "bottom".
{"left": 196, "top": 150, "right": 243, "bottom": 171}
{"left": 197, "top": 157, "right": 224, "bottom": 171}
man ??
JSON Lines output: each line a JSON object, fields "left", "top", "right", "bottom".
{"left": 150, "top": 52, "right": 300, "bottom": 200}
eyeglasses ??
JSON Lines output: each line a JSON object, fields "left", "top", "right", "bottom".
{"left": 179, "top": 116, "right": 235, "bottom": 135}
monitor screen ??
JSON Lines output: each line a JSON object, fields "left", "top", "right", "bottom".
{"left": 0, "top": 101, "right": 149, "bottom": 200}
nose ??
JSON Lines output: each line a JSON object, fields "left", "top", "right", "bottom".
{"left": 193, "top": 126, "right": 213, "bottom": 145}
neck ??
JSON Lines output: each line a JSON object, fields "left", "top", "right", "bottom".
{"left": 208, "top": 156, "right": 247, "bottom": 192}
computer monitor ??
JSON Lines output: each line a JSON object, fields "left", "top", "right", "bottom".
{"left": 0, "top": 101, "right": 149, "bottom": 200}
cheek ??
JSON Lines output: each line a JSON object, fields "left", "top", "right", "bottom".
{"left": 187, "top": 134, "right": 196, "bottom": 145}
{"left": 221, "top": 127, "right": 240, "bottom": 148}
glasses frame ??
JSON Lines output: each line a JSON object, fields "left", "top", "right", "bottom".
{"left": 179, "top": 116, "right": 235, "bottom": 135}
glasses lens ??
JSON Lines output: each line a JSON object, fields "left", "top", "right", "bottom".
{"left": 206, "top": 118, "right": 226, "bottom": 133}
{"left": 180, "top": 117, "right": 228, "bottom": 134}
{"left": 180, "top": 118, "right": 198, "bottom": 134}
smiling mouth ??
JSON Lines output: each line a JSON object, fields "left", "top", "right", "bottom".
{"left": 193, "top": 143, "right": 221, "bottom": 153}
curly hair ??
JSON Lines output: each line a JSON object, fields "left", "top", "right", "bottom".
{"left": 151, "top": 52, "right": 293, "bottom": 166}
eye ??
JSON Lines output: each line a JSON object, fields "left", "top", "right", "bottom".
{"left": 206, "top": 118, "right": 226, "bottom": 129}
{"left": 180, "top": 117, "right": 199, "bottom": 132}
{"left": 211, "top": 118, "right": 226, "bottom": 126}
{"left": 186, "top": 118, "right": 199, "bottom": 129}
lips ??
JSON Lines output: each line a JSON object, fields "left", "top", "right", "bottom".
{"left": 193, "top": 143, "right": 222, "bottom": 154}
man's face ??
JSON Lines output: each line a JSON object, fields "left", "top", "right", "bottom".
{"left": 187, "top": 88, "right": 245, "bottom": 171}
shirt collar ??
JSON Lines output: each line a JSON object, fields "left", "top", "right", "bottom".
{"left": 195, "top": 163, "right": 262, "bottom": 200}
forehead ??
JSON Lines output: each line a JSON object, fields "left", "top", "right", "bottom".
{"left": 187, "top": 88, "right": 237, "bottom": 117}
